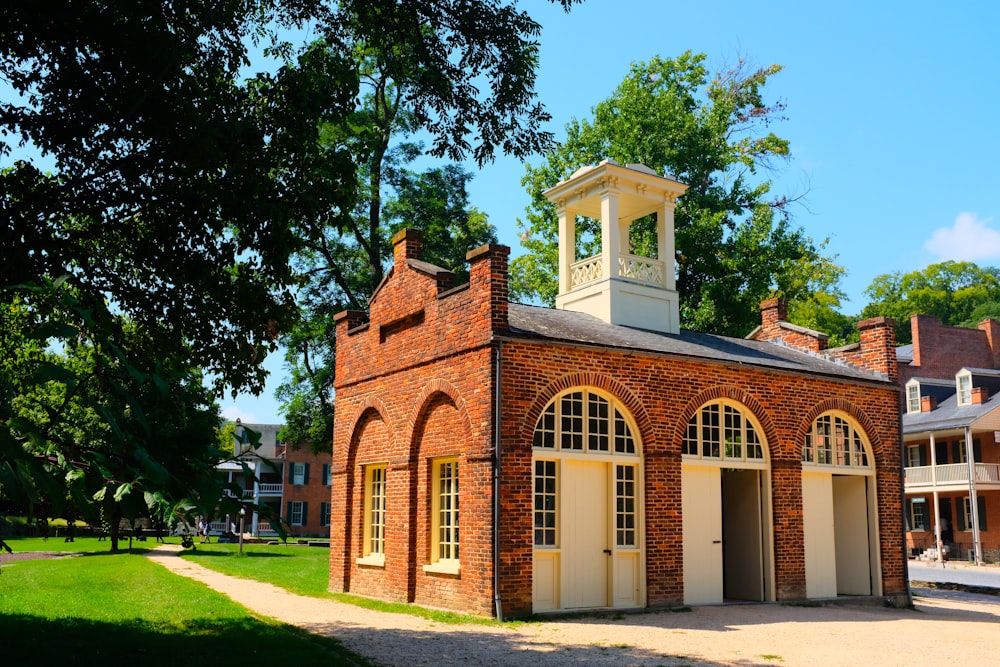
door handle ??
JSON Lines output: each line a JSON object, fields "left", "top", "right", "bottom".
{"left": 712, "top": 540, "right": 722, "bottom": 544}
{"left": 604, "top": 549, "right": 612, "bottom": 555}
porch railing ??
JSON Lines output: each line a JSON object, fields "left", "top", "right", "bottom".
{"left": 257, "top": 483, "right": 283, "bottom": 495}
{"left": 904, "top": 462, "right": 1000, "bottom": 487}
{"left": 569, "top": 252, "right": 666, "bottom": 289}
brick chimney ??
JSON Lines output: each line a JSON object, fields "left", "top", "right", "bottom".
{"left": 920, "top": 395, "right": 937, "bottom": 412}
{"left": 392, "top": 228, "right": 423, "bottom": 264}
{"left": 978, "top": 319, "right": 1000, "bottom": 369}
{"left": 468, "top": 243, "right": 510, "bottom": 332}
{"left": 758, "top": 298, "right": 787, "bottom": 341}
{"left": 971, "top": 386, "right": 989, "bottom": 404}
{"left": 857, "top": 316, "right": 898, "bottom": 383}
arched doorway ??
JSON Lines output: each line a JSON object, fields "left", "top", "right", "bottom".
{"left": 531, "top": 388, "right": 644, "bottom": 612}
{"left": 681, "top": 399, "right": 774, "bottom": 605}
{"left": 801, "top": 412, "right": 880, "bottom": 597}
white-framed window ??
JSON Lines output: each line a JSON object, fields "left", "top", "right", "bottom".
{"left": 957, "top": 495, "right": 987, "bottom": 532}
{"left": 289, "top": 500, "right": 305, "bottom": 526}
{"left": 683, "top": 400, "right": 765, "bottom": 463}
{"left": 425, "top": 458, "right": 459, "bottom": 573}
{"left": 531, "top": 389, "right": 642, "bottom": 550}
{"left": 906, "top": 382, "right": 921, "bottom": 414}
{"left": 320, "top": 502, "right": 331, "bottom": 527}
{"left": 906, "top": 444, "right": 924, "bottom": 468}
{"left": 616, "top": 464, "right": 638, "bottom": 547}
{"left": 957, "top": 371, "right": 972, "bottom": 406}
{"left": 906, "top": 498, "right": 928, "bottom": 531}
{"left": 532, "top": 390, "right": 636, "bottom": 455}
{"left": 291, "top": 462, "right": 306, "bottom": 485}
{"left": 803, "top": 413, "right": 872, "bottom": 471}
{"left": 361, "top": 464, "right": 387, "bottom": 563}
{"left": 323, "top": 463, "right": 332, "bottom": 486}
{"left": 533, "top": 459, "right": 558, "bottom": 547}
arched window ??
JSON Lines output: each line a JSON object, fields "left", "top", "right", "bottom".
{"left": 682, "top": 400, "right": 765, "bottom": 463}
{"left": 532, "top": 389, "right": 637, "bottom": 455}
{"left": 802, "top": 412, "right": 872, "bottom": 470}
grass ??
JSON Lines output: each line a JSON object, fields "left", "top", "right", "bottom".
{"left": 0, "top": 542, "right": 369, "bottom": 666}
{"left": 181, "top": 541, "right": 515, "bottom": 626}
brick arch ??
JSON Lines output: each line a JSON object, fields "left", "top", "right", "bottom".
{"left": 796, "top": 399, "right": 885, "bottom": 469}
{"left": 345, "top": 395, "right": 394, "bottom": 464}
{"left": 674, "top": 386, "right": 779, "bottom": 461}
{"left": 407, "top": 378, "right": 475, "bottom": 459}
{"left": 341, "top": 397, "right": 393, "bottom": 593}
{"left": 520, "top": 372, "right": 653, "bottom": 450}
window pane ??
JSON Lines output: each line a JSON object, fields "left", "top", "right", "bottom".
{"left": 533, "top": 460, "right": 557, "bottom": 547}
{"left": 616, "top": 465, "right": 636, "bottom": 547}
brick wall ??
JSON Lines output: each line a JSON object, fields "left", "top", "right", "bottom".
{"left": 901, "top": 314, "right": 999, "bottom": 384}
{"left": 496, "top": 341, "right": 905, "bottom": 615}
{"left": 330, "top": 230, "right": 906, "bottom": 616}
{"left": 283, "top": 446, "right": 333, "bottom": 538}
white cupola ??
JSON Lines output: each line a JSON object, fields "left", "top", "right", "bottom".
{"left": 544, "top": 159, "right": 688, "bottom": 334}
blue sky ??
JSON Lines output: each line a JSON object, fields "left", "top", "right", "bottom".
{"left": 228, "top": 0, "right": 1000, "bottom": 424}
{"left": 7, "top": 3, "right": 996, "bottom": 424}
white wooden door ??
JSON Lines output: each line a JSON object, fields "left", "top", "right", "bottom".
{"left": 802, "top": 472, "right": 837, "bottom": 598}
{"left": 682, "top": 466, "right": 723, "bottom": 605}
{"left": 833, "top": 475, "right": 872, "bottom": 595}
{"left": 563, "top": 460, "right": 609, "bottom": 608}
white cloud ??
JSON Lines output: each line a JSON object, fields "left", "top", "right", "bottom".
{"left": 924, "top": 212, "right": 1000, "bottom": 262}
{"left": 221, "top": 404, "right": 258, "bottom": 424}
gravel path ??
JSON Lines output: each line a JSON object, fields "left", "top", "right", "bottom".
{"left": 146, "top": 545, "right": 1000, "bottom": 666}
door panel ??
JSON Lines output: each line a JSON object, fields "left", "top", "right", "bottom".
{"left": 563, "top": 460, "right": 609, "bottom": 608}
{"left": 802, "top": 473, "right": 836, "bottom": 598}
{"left": 682, "top": 466, "right": 723, "bottom": 605}
{"left": 833, "top": 475, "right": 872, "bottom": 595}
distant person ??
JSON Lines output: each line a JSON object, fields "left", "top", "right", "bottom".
{"left": 199, "top": 516, "right": 211, "bottom": 543}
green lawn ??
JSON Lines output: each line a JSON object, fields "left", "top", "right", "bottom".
{"left": 180, "top": 541, "right": 510, "bottom": 626}
{"left": 0, "top": 539, "right": 369, "bottom": 666}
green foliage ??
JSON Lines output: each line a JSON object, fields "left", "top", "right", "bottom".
{"left": 2, "top": 2, "right": 574, "bottom": 530}
{"left": 0, "top": 552, "right": 364, "bottom": 665}
{"left": 861, "top": 261, "right": 1000, "bottom": 343}
{"left": 511, "top": 52, "right": 844, "bottom": 336}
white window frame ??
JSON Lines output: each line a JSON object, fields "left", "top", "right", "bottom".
{"left": 358, "top": 464, "right": 387, "bottom": 566}
{"left": 683, "top": 399, "right": 767, "bottom": 467}
{"left": 802, "top": 412, "right": 873, "bottom": 473}
{"left": 289, "top": 500, "right": 305, "bottom": 526}
{"left": 957, "top": 371, "right": 972, "bottom": 406}
{"left": 424, "top": 457, "right": 460, "bottom": 574}
{"left": 906, "top": 444, "right": 923, "bottom": 468}
{"left": 905, "top": 381, "right": 921, "bottom": 414}
{"left": 292, "top": 462, "right": 306, "bottom": 485}
{"left": 907, "top": 497, "right": 928, "bottom": 531}
{"left": 320, "top": 502, "right": 331, "bottom": 528}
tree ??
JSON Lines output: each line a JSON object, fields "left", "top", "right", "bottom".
{"left": 861, "top": 261, "right": 1000, "bottom": 344}
{"left": 511, "top": 52, "right": 842, "bottom": 337}
{"left": 277, "top": 163, "right": 497, "bottom": 450}
{"left": 1, "top": 0, "right": 578, "bottom": 521}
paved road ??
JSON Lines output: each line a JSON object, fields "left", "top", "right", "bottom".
{"left": 908, "top": 560, "right": 1000, "bottom": 590}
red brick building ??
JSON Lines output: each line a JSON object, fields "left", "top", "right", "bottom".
{"left": 898, "top": 315, "right": 1000, "bottom": 564}
{"left": 330, "top": 161, "right": 908, "bottom": 617}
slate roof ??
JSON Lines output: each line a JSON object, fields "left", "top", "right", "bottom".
{"left": 903, "top": 390, "right": 1000, "bottom": 433}
{"left": 896, "top": 343, "right": 914, "bottom": 364}
{"left": 506, "top": 303, "right": 890, "bottom": 384}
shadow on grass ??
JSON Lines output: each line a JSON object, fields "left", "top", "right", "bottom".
{"left": 0, "top": 613, "right": 368, "bottom": 667}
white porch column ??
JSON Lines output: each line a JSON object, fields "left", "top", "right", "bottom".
{"left": 964, "top": 427, "right": 983, "bottom": 565}
{"left": 929, "top": 433, "right": 942, "bottom": 565}
{"left": 600, "top": 191, "right": 619, "bottom": 281}
{"left": 659, "top": 199, "right": 677, "bottom": 291}
{"left": 557, "top": 205, "right": 575, "bottom": 293}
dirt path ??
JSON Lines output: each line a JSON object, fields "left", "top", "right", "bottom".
{"left": 146, "top": 545, "right": 1000, "bottom": 666}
